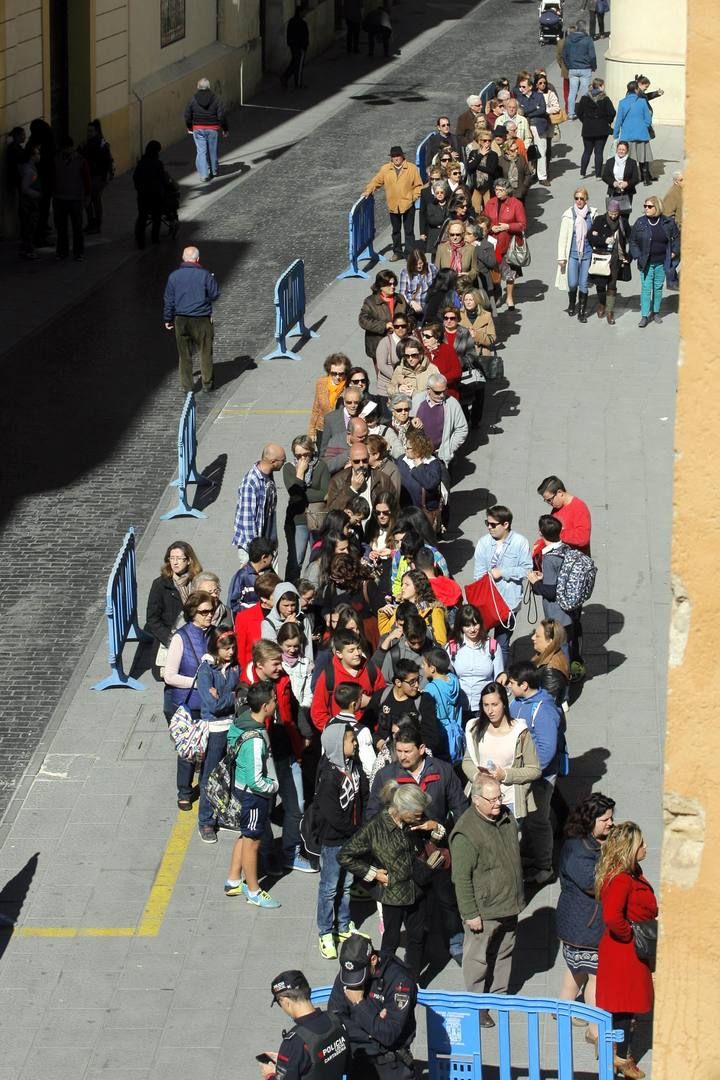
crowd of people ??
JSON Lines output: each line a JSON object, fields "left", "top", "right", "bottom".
{"left": 139, "top": 46, "right": 666, "bottom": 1080}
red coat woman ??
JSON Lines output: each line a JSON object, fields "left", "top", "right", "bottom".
{"left": 484, "top": 179, "right": 527, "bottom": 308}
{"left": 596, "top": 871, "right": 657, "bottom": 1014}
{"left": 420, "top": 320, "right": 462, "bottom": 399}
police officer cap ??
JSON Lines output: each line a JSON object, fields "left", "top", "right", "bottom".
{"left": 271, "top": 970, "right": 310, "bottom": 1004}
{"left": 339, "top": 933, "right": 374, "bottom": 987}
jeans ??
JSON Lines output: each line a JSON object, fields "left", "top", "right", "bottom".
{"left": 580, "top": 136, "right": 607, "bottom": 177}
{"left": 567, "top": 252, "right": 592, "bottom": 292}
{"left": 390, "top": 207, "right": 416, "bottom": 256}
{"left": 284, "top": 519, "right": 310, "bottom": 581}
{"left": 198, "top": 730, "right": 228, "bottom": 826}
{"left": 316, "top": 844, "right": 352, "bottom": 934}
{"left": 640, "top": 262, "right": 666, "bottom": 316}
{"left": 530, "top": 128, "right": 549, "bottom": 181}
{"left": 568, "top": 69, "right": 592, "bottom": 117}
{"left": 494, "top": 623, "right": 516, "bottom": 668}
{"left": 192, "top": 128, "right": 219, "bottom": 179}
{"left": 53, "top": 198, "right": 84, "bottom": 258}
{"left": 174, "top": 315, "right": 214, "bottom": 391}
{"left": 164, "top": 699, "right": 201, "bottom": 801}
{"left": 275, "top": 755, "right": 303, "bottom": 854}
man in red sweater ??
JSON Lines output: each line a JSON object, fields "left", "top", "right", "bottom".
{"left": 234, "top": 571, "right": 279, "bottom": 672}
{"left": 311, "top": 629, "right": 386, "bottom": 732}
{"left": 536, "top": 475, "right": 592, "bottom": 681}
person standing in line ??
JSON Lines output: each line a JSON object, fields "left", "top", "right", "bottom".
{"left": 18, "top": 143, "right": 42, "bottom": 259}
{"left": 53, "top": 136, "right": 90, "bottom": 262}
{"left": 629, "top": 195, "right": 680, "bottom": 328}
{"left": 281, "top": 6, "right": 310, "bottom": 90}
{"left": 184, "top": 77, "right": 228, "bottom": 182}
{"left": 80, "top": 119, "right": 114, "bottom": 234}
{"left": 537, "top": 475, "right": 592, "bottom": 554}
{"left": 363, "top": 146, "right": 424, "bottom": 261}
{"left": 450, "top": 773, "right": 524, "bottom": 1028}
{"left": 515, "top": 71, "right": 550, "bottom": 188}
{"left": 472, "top": 504, "right": 532, "bottom": 666}
{"left": 563, "top": 21, "right": 597, "bottom": 119}
{"left": 163, "top": 246, "right": 221, "bottom": 393}
{"left": 232, "top": 445, "right": 287, "bottom": 568}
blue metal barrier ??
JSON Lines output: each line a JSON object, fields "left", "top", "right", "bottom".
{"left": 92, "top": 527, "right": 149, "bottom": 691}
{"left": 312, "top": 987, "right": 623, "bottom": 1080}
{"left": 415, "top": 131, "right": 437, "bottom": 185}
{"left": 479, "top": 80, "right": 495, "bottom": 110}
{"left": 263, "top": 258, "right": 318, "bottom": 361}
{"left": 337, "top": 195, "right": 387, "bottom": 280}
{"left": 161, "top": 392, "right": 208, "bottom": 520}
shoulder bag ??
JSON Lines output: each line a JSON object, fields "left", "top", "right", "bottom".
{"left": 479, "top": 344, "right": 504, "bottom": 382}
{"left": 305, "top": 502, "right": 328, "bottom": 532}
{"left": 168, "top": 632, "right": 209, "bottom": 762}
{"left": 588, "top": 251, "right": 612, "bottom": 277}
{"left": 632, "top": 917, "right": 658, "bottom": 971}
{"left": 507, "top": 233, "right": 531, "bottom": 268}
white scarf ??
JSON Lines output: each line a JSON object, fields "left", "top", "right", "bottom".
{"left": 613, "top": 154, "right": 627, "bottom": 182}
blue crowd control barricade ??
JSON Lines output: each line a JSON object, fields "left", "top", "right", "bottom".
{"left": 263, "top": 258, "right": 318, "bottom": 361}
{"left": 415, "top": 131, "right": 436, "bottom": 185}
{"left": 479, "top": 81, "right": 495, "bottom": 111}
{"left": 161, "top": 392, "right": 209, "bottom": 520}
{"left": 312, "top": 987, "right": 622, "bottom": 1080}
{"left": 337, "top": 195, "right": 387, "bottom": 280}
{"left": 92, "top": 527, "right": 149, "bottom": 691}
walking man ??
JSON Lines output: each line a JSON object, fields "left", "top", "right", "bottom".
{"left": 281, "top": 6, "right": 310, "bottom": 90}
{"left": 164, "top": 246, "right": 220, "bottom": 392}
{"left": 563, "top": 21, "right": 597, "bottom": 119}
{"left": 363, "top": 146, "right": 423, "bottom": 261}
{"left": 450, "top": 774, "right": 524, "bottom": 1028}
{"left": 232, "top": 445, "right": 287, "bottom": 567}
{"left": 184, "top": 77, "right": 228, "bottom": 182}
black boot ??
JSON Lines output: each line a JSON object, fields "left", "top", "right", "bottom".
{"left": 567, "top": 288, "right": 578, "bottom": 316}
{"left": 578, "top": 292, "right": 589, "bottom": 323}
{"left": 641, "top": 163, "right": 652, "bottom": 186}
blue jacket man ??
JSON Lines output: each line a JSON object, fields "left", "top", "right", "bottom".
{"left": 563, "top": 27, "right": 597, "bottom": 71}
{"left": 163, "top": 246, "right": 220, "bottom": 392}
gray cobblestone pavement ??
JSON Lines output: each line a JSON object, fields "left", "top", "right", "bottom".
{"left": 0, "top": 3, "right": 682, "bottom": 1077}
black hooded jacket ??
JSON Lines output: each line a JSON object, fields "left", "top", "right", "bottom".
{"left": 184, "top": 90, "right": 228, "bottom": 131}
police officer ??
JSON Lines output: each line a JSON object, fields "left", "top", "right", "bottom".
{"left": 261, "top": 970, "right": 350, "bottom": 1080}
{"left": 328, "top": 935, "right": 417, "bottom": 1080}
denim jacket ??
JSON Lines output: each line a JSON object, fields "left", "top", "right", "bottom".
{"left": 473, "top": 530, "right": 532, "bottom": 613}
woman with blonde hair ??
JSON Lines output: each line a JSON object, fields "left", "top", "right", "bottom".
{"left": 531, "top": 618, "right": 569, "bottom": 704}
{"left": 595, "top": 822, "right": 657, "bottom": 1080}
{"left": 556, "top": 188, "right": 597, "bottom": 322}
{"left": 629, "top": 194, "right": 681, "bottom": 328}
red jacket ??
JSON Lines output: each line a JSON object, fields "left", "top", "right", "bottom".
{"left": 426, "top": 342, "right": 462, "bottom": 400}
{"left": 596, "top": 872, "right": 657, "bottom": 1015}
{"left": 234, "top": 603, "right": 264, "bottom": 673}
{"left": 311, "top": 656, "right": 386, "bottom": 732}
{"left": 484, "top": 196, "right": 527, "bottom": 263}
{"left": 246, "top": 663, "right": 304, "bottom": 761}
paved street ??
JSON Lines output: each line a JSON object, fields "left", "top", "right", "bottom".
{"left": 0, "top": 1, "right": 682, "bottom": 1076}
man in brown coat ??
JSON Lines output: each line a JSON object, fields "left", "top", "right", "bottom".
{"left": 456, "top": 95, "right": 485, "bottom": 145}
{"left": 363, "top": 145, "right": 423, "bottom": 261}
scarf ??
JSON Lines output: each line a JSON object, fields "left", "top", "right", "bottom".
{"left": 326, "top": 374, "right": 345, "bottom": 411}
{"left": 613, "top": 154, "right": 627, "bottom": 182}
{"left": 506, "top": 159, "right": 519, "bottom": 190}
{"left": 449, "top": 241, "right": 464, "bottom": 273}
{"left": 574, "top": 203, "right": 590, "bottom": 255}
{"left": 282, "top": 652, "right": 300, "bottom": 668}
{"left": 172, "top": 571, "right": 192, "bottom": 603}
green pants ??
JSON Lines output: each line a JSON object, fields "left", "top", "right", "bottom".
{"left": 174, "top": 315, "right": 214, "bottom": 390}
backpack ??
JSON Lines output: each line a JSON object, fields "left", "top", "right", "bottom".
{"left": 447, "top": 637, "right": 497, "bottom": 660}
{"left": 555, "top": 544, "right": 597, "bottom": 611}
{"left": 205, "top": 729, "right": 260, "bottom": 827}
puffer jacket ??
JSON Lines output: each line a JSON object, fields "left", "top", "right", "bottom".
{"left": 184, "top": 89, "right": 228, "bottom": 131}
{"left": 338, "top": 809, "right": 422, "bottom": 906}
{"left": 556, "top": 835, "right": 605, "bottom": 947}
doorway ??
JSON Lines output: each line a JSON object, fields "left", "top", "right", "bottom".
{"left": 48, "top": 0, "right": 91, "bottom": 142}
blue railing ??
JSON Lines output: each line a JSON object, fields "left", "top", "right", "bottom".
{"left": 337, "top": 195, "right": 386, "bottom": 280}
{"left": 92, "top": 527, "right": 149, "bottom": 691}
{"left": 311, "top": 987, "right": 623, "bottom": 1080}
{"left": 263, "top": 258, "right": 318, "bottom": 361}
{"left": 161, "top": 392, "right": 208, "bottom": 520}
{"left": 479, "top": 80, "right": 495, "bottom": 110}
{"left": 415, "top": 131, "right": 437, "bottom": 185}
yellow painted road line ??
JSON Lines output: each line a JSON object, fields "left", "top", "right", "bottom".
{"left": 11, "top": 807, "right": 197, "bottom": 940}
{"left": 220, "top": 407, "right": 310, "bottom": 416}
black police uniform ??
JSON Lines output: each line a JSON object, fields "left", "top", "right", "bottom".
{"left": 327, "top": 952, "right": 418, "bottom": 1080}
{"left": 275, "top": 1008, "right": 350, "bottom": 1080}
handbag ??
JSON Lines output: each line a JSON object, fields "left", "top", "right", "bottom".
{"left": 607, "top": 193, "right": 632, "bottom": 214}
{"left": 589, "top": 251, "right": 612, "bottom": 277}
{"left": 526, "top": 143, "right": 541, "bottom": 164}
{"left": 549, "top": 109, "right": 568, "bottom": 124}
{"left": 305, "top": 501, "right": 328, "bottom": 532}
{"left": 464, "top": 573, "right": 515, "bottom": 631}
{"left": 169, "top": 703, "right": 209, "bottom": 762}
{"left": 618, "top": 260, "right": 632, "bottom": 282}
{"left": 506, "top": 234, "right": 531, "bottom": 268}
{"left": 632, "top": 918, "right": 658, "bottom": 971}
{"left": 479, "top": 347, "right": 504, "bottom": 381}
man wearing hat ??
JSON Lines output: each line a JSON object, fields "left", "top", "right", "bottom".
{"left": 363, "top": 147, "right": 423, "bottom": 261}
{"left": 328, "top": 934, "right": 417, "bottom": 1080}
{"left": 261, "top": 970, "right": 350, "bottom": 1080}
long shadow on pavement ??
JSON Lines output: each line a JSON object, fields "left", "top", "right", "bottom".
{"left": 0, "top": 853, "right": 38, "bottom": 964}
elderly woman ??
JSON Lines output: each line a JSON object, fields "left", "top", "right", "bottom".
{"left": 397, "top": 428, "right": 444, "bottom": 534}
{"left": 457, "top": 94, "right": 485, "bottom": 144}
{"left": 387, "top": 336, "right": 439, "bottom": 398}
{"left": 485, "top": 177, "right": 527, "bottom": 310}
{"left": 359, "top": 269, "right": 409, "bottom": 363}
{"left": 164, "top": 590, "right": 217, "bottom": 810}
{"left": 419, "top": 179, "right": 450, "bottom": 256}
{"left": 629, "top": 195, "right": 681, "bottom": 328}
{"left": 387, "top": 392, "right": 417, "bottom": 454}
{"left": 419, "top": 320, "right": 462, "bottom": 400}
{"left": 576, "top": 78, "right": 616, "bottom": 180}
{"left": 308, "top": 353, "right": 351, "bottom": 440}
{"left": 601, "top": 141, "right": 640, "bottom": 220}
{"left": 191, "top": 571, "right": 232, "bottom": 629}
{"left": 498, "top": 139, "right": 532, "bottom": 200}
{"left": 283, "top": 434, "right": 331, "bottom": 581}
{"left": 588, "top": 198, "right": 630, "bottom": 324}
{"left": 367, "top": 434, "right": 401, "bottom": 498}
{"left": 398, "top": 249, "right": 437, "bottom": 317}
{"left": 556, "top": 793, "right": 616, "bottom": 1045}
{"left": 556, "top": 187, "right": 597, "bottom": 322}
{"left": 613, "top": 81, "right": 654, "bottom": 187}
{"left": 146, "top": 540, "right": 203, "bottom": 673}
{"left": 373, "top": 312, "right": 412, "bottom": 416}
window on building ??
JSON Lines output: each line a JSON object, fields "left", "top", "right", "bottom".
{"left": 161, "top": 0, "right": 186, "bottom": 47}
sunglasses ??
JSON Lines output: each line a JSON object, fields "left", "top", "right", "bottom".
{"left": 485, "top": 520, "right": 501, "bottom": 528}
{"left": 404, "top": 351, "right": 421, "bottom": 358}
{"left": 330, "top": 370, "right": 345, "bottom": 377}
{"left": 394, "top": 323, "right": 408, "bottom": 329}
{"left": 394, "top": 406, "right": 410, "bottom": 413}
{"left": 443, "top": 315, "right": 458, "bottom": 320}
{"left": 643, "top": 203, "right": 655, "bottom": 209}
{"left": 421, "top": 332, "right": 434, "bottom": 338}
{"left": 197, "top": 608, "right": 214, "bottom": 616}
{"left": 351, "top": 458, "right": 369, "bottom": 465}
{"left": 349, "top": 378, "right": 367, "bottom": 384}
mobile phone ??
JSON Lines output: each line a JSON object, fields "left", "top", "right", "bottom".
{"left": 256, "top": 1054, "right": 274, "bottom": 1065}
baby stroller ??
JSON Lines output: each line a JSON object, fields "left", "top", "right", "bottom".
{"left": 160, "top": 177, "right": 180, "bottom": 239}
{"left": 538, "top": 0, "right": 563, "bottom": 44}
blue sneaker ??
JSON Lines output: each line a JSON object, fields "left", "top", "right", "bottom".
{"left": 247, "top": 889, "right": 282, "bottom": 909}
{"left": 283, "top": 853, "right": 319, "bottom": 874}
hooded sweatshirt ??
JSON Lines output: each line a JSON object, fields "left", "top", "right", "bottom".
{"left": 509, "top": 688, "right": 561, "bottom": 777}
{"left": 261, "top": 582, "right": 314, "bottom": 664}
{"left": 315, "top": 724, "right": 368, "bottom": 845}
{"left": 183, "top": 89, "right": 228, "bottom": 132}
{"left": 229, "top": 710, "right": 278, "bottom": 797}
{"left": 424, "top": 673, "right": 465, "bottom": 764}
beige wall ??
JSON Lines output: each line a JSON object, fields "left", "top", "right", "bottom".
{"left": 0, "top": 0, "right": 45, "bottom": 133}
{"left": 605, "top": 0, "right": 686, "bottom": 125}
{"left": 129, "top": 3, "right": 217, "bottom": 86}
{"left": 653, "top": 0, "right": 719, "bottom": 1076}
